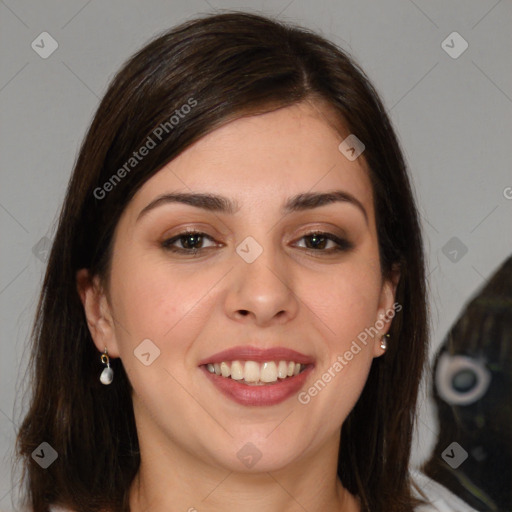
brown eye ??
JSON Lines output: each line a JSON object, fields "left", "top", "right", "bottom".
{"left": 161, "top": 231, "right": 217, "bottom": 254}
{"left": 295, "top": 232, "right": 353, "bottom": 253}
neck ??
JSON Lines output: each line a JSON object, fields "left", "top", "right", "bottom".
{"left": 130, "top": 469, "right": 359, "bottom": 512}
{"left": 128, "top": 418, "right": 360, "bottom": 512}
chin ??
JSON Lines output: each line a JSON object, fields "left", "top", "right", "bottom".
{"left": 201, "top": 434, "right": 306, "bottom": 474}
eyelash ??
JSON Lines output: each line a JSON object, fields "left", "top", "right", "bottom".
{"left": 161, "top": 230, "right": 353, "bottom": 256}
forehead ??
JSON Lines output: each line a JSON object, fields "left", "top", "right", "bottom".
{"left": 122, "top": 101, "right": 374, "bottom": 223}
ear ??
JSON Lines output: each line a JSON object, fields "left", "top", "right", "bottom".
{"left": 76, "top": 268, "right": 120, "bottom": 358}
{"left": 372, "top": 264, "right": 401, "bottom": 358}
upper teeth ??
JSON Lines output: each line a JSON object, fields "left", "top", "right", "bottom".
{"left": 205, "top": 360, "right": 304, "bottom": 384}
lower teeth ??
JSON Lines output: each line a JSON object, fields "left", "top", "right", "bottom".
{"left": 241, "top": 378, "right": 288, "bottom": 386}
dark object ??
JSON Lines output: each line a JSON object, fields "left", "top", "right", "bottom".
{"left": 422, "top": 255, "right": 512, "bottom": 511}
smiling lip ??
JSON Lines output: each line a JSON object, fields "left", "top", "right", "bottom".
{"left": 198, "top": 345, "right": 315, "bottom": 406}
{"left": 198, "top": 345, "right": 314, "bottom": 366}
{"left": 201, "top": 365, "right": 313, "bottom": 406}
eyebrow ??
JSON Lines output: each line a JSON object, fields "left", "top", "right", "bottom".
{"left": 136, "top": 190, "right": 368, "bottom": 224}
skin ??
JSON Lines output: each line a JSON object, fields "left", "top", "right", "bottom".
{"left": 77, "top": 100, "right": 399, "bottom": 512}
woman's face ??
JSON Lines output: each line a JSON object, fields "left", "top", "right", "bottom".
{"left": 80, "top": 100, "right": 398, "bottom": 473}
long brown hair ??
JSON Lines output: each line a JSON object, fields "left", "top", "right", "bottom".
{"left": 15, "top": 11, "right": 429, "bottom": 512}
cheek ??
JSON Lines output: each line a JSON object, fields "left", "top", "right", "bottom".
{"left": 307, "top": 260, "right": 383, "bottom": 345}
{"left": 108, "top": 259, "right": 214, "bottom": 416}
{"left": 109, "top": 250, "right": 220, "bottom": 361}
{"left": 296, "top": 261, "right": 382, "bottom": 413}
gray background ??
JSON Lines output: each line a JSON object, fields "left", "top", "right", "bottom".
{"left": 1, "top": 0, "right": 511, "bottom": 510}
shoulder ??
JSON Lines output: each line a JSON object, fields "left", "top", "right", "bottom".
{"left": 18, "top": 505, "right": 76, "bottom": 512}
{"left": 410, "top": 469, "right": 480, "bottom": 512}
{"left": 49, "top": 506, "right": 77, "bottom": 512}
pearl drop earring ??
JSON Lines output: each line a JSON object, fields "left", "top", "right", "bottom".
{"left": 100, "top": 347, "right": 114, "bottom": 385}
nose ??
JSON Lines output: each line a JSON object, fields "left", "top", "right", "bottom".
{"left": 224, "top": 242, "right": 299, "bottom": 327}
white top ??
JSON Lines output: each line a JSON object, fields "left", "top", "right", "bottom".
{"left": 411, "top": 469, "right": 480, "bottom": 511}
{"left": 47, "top": 472, "right": 479, "bottom": 512}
